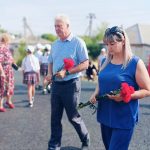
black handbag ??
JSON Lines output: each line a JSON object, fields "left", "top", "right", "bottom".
{"left": 12, "top": 63, "right": 19, "bottom": 70}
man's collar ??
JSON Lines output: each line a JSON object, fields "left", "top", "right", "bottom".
{"left": 59, "top": 33, "right": 73, "bottom": 42}
{"left": 66, "top": 33, "right": 73, "bottom": 41}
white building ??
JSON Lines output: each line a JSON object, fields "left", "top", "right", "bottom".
{"left": 126, "top": 24, "right": 150, "bottom": 65}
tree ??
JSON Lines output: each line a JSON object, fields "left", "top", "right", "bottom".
{"left": 16, "top": 42, "right": 26, "bottom": 66}
{"left": 81, "top": 22, "right": 108, "bottom": 60}
{"left": 92, "top": 22, "right": 108, "bottom": 42}
{"left": 41, "top": 33, "right": 57, "bottom": 42}
{"left": 87, "top": 43, "right": 103, "bottom": 60}
{"left": 0, "top": 26, "right": 7, "bottom": 33}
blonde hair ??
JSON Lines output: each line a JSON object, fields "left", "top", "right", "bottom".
{"left": 0, "top": 33, "right": 11, "bottom": 44}
{"left": 101, "top": 27, "right": 133, "bottom": 70}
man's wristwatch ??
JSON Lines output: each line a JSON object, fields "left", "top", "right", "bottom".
{"left": 65, "top": 70, "right": 70, "bottom": 76}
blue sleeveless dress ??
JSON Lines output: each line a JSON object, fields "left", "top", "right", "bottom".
{"left": 97, "top": 56, "right": 140, "bottom": 129}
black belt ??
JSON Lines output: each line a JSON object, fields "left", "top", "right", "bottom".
{"left": 53, "top": 78, "right": 78, "bottom": 85}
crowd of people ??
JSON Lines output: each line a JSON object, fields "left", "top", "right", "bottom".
{"left": 0, "top": 33, "right": 52, "bottom": 110}
{"left": 1, "top": 14, "right": 150, "bottom": 150}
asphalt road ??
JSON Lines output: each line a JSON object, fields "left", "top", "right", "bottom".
{"left": 0, "top": 71, "right": 150, "bottom": 150}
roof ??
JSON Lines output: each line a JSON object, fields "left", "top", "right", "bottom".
{"left": 126, "top": 24, "right": 150, "bottom": 45}
{"left": 10, "top": 36, "right": 50, "bottom": 45}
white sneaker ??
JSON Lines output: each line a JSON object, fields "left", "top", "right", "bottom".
{"left": 47, "top": 84, "right": 51, "bottom": 93}
{"left": 48, "top": 147, "right": 61, "bottom": 150}
{"left": 32, "top": 97, "right": 35, "bottom": 103}
{"left": 43, "top": 89, "right": 47, "bottom": 95}
{"left": 29, "top": 101, "right": 33, "bottom": 108}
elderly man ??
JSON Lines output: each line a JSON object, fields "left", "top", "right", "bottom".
{"left": 47, "top": 14, "right": 90, "bottom": 150}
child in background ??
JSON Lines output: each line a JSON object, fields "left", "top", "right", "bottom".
{"left": 34, "top": 43, "right": 43, "bottom": 90}
{"left": 39, "top": 44, "right": 51, "bottom": 94}
{"left": 22, "top": 45, "right": 40, "bottom": 107}
{"left": 34, "top": 43, "right": 43, "bottom": 61}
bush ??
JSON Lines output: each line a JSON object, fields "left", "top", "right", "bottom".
{"left": 41, "top": 33, "right": 57, "bottom": 42}
{"left": 87, "top": 43, "right": 103, "bottom": 60}
{"left": 16, "top": 42, "right": 26, "bottom": 66}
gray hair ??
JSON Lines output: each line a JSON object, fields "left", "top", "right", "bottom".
{"left": 101, "top": 26, "right": 133, "bottom": 70}
{"left": 55, "top": 14, "right": 70, "bottom": 25}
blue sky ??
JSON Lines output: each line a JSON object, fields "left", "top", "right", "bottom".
{"left": 0, "top": 0, "right": 150, "bottom": 36}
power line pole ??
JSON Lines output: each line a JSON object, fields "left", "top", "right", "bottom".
{"left": 23, "top": 17, "right": 34, "bottom": 40}
{"left": 87, "top": 13, "right": 96, "bottom": 37}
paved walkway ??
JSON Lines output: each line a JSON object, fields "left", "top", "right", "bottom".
{"left": 0, "top": 72, "right": 150, "bottom": 150}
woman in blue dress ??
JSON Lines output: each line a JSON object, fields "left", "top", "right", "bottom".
{"left": 90, "top": 26, "right": 150, "bottom": 150}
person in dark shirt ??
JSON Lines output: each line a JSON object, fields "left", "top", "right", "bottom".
{"left": 86, "top": 61, "right": 98, "bottom": 81}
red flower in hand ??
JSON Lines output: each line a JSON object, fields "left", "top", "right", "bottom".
{"left": 63, "top": 58, "right": 74, "bottom": 70}
{"left": 52, "top": 58, "right": 74, "bottom": 80}
{"left": 77, "top": 82, "right": 135, "bottom": 112}
{"left": 120, "top": 83, "right": 135, "bottom": 103}
{"left": 95, "top": 82, "right": 135, "bottom": 103}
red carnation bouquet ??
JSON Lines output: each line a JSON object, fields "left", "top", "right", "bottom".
{"left": 52, "top": 58, "right": 74, "bottom": 80}
{"left": 63, "top": 58, "right": 74, "bottom": 70}
{"left": 77, "top": 82, "right": 135, "bottom": 112}
{"left": 120, "top": 83, "right": 135, "bottom": 103}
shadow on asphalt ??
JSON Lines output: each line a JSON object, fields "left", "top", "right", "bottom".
{"left": 14, "top": 85, "right": 27, "bottom": 90}
{"left": 142, "top": 112, "right": 150, "bottom": 115}
{"left": 14, "top": 85, "right": 28, "bottom": 95}
{"left": 140, "top": 104, "right": 150, "bottom": 109}
{"left": 61, "top": 147, "right": 80, "bottom": 150}
{"left": 13, "top": 100, "right": 29, "bottom": 108}
{"left": 14, "top": 100, "right": 28, "bottom": 103}
{"left": 14, "top": 92, "right": 27, "bottom": 95}
{"left": 81, "top": 87, "right": 95, "bottom": 91}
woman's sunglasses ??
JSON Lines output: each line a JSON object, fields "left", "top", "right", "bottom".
{"left": 105, "top": 26, "right": 124, "bottom": 36}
